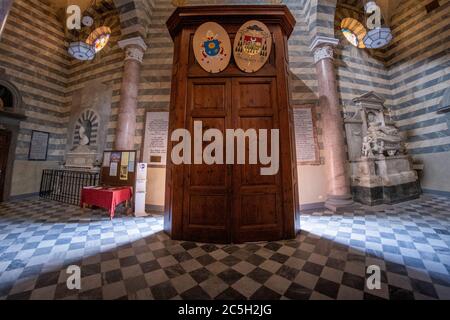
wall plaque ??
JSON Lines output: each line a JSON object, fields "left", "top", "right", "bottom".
{"left": 143, "top": 112, "right": 169, "bottom": 166}
{"left": 293, "top": 105, "right": 320, "bottom": 165}
{"left": 193, "top": 22, "right": 231, "bottom": 73}
{"left": 234, "top": 20, "right": 272, "bottom": 73}
{"left": 28, "top": 130, "right": 49, "bottom": 161}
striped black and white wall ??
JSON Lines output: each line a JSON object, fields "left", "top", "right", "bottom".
{"left": 387, "top": 0, "right": 450, "bottom": 194}
{"left": 1, "top": 0, "right": 449, "bottom": 201}
{"left": 0, "top": 0, "right": 68, "bottom": 196}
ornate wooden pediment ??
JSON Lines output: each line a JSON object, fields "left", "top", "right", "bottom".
{"left": 166, "top": 5, "right": 296, "bottom": 40}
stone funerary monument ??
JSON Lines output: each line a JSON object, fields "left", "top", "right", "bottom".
{"left": 344, "top": 92, "right": 421, "bottom": 205}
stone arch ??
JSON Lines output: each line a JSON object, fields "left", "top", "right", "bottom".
{"left": 73, "top": 109, "right": 100, "bottom": 147}
{"left": 0, "top": 77, "right": 23, "bottom": 113}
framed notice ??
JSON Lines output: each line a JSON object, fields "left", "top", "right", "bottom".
{"left": 293, "top": 105, "right": 320, "bottom": 165}
{"left": 143, "top": 112, "right": 169, "bottom": 165}
{"left": 28, "top": 130, "right": 49, "bottom": 161}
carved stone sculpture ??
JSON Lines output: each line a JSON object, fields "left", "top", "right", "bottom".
{"left": 344, "top": 92, "right": 421, "bottom": 205}
{"left": 79, "top": 123, "right": 90, "bottom": 146}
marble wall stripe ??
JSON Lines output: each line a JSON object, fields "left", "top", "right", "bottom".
{"left": 2, "top": 0, "right": 447, "bottom": 170}
{"left": 1, "top": 0, "right": 69, "bottom": 162}
{"left": 388, "top": 0, "right": 450, "bottom": 155}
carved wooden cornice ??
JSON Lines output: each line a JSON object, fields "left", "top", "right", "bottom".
{"left": 166, "top": 5, "right": 296, "bottom": 40}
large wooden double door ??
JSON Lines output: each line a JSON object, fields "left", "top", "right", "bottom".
{"left": 165, "top": 5, "right": 299, "bottom": 244}
{"left": 182, "top": 77, "right": 283, "bottom": 243}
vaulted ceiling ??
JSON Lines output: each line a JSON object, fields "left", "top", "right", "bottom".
{"left": 339, "top": 0, "right": 402, "bottom": 25}
{"left": 377, "top": 0, "right": 402, "bottom": 25}
{"left": 46, "top": 0, "right": 93, "bottom": 12}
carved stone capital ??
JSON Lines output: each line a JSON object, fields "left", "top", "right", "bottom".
{"left": 124, "top": 46, "right": 146, "bottom": 63}
{"left": 118, "top": 36, "right": 148, "bottom": 63}
{"left": 309, "top": 36, "right": 339, "bottom": 64}
{"left": 312, "top": 45, "right": 335, "bottom": 63}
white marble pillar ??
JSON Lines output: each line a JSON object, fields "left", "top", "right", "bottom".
{"left": 310, "top": 36, "right": 354, "bottom": 212}
{"left": 0, "top": 0, "right": 14, "bottom": 40}
{"left": 115, "top": 37, "right": 148, "bottom": 150}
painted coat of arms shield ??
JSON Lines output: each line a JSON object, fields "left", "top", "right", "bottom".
{"left": 204, "top": 39, "right": 221, "bottom": 56}
{"left": 234, "top": 20, "right": 272, "bottom": 73}
{"left": 193, "top": 22, "right": 231, "bottom": 73}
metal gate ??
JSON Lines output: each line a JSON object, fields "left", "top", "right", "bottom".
{"left": 39, "top": 170, "right": 99, "bottom": 205}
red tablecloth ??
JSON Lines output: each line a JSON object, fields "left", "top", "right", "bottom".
{"left": 80, "top": 186, "right": 133, "bottom": 219}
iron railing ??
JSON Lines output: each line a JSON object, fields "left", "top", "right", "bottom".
{"left": 40, "top": 169, "right": 100, "bottom": 205}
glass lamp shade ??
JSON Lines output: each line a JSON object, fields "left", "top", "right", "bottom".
{"left": 68, "top": 41, "right": 96, "bottom": 61}
{"left": 86, "top": 26, "right": 111, "bottom": 52}
{"left": 341, "top": 18, "right": 367, "bottom": 48}
{"left": 82, "top": 16, "right": 94, "bottom": 27}
{"left": 363, "top": 27, "right": 393, "bottom": 49}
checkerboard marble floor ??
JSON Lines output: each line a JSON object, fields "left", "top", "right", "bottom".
{"left": 1, "top": 195, "right": 450, "bottom": 300}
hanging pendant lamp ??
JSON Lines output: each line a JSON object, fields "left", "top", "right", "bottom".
{"left": 67, "top": 0, "right": 112, "bottom": 61}
{"left": 362, "top": 1, "right": 393, "bottom": 49}
{"left": 68, "top": 41, "right": 96, "bottom": 61}
{"left": 363, "top": 27, "right": 392, "bottom": 49}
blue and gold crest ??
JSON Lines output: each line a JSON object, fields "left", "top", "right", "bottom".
{"left": 204, "top": 39, "right": 220, "bottom": 56}
{"left": 193, "top": 22, "right": 231, "bottom": 73}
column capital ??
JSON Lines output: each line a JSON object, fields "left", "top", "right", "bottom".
{"left": 309, "top": 36, "right": 339, "bottom": 63}
{"left": 118, "top": 36, "right": 148, "bottom": 63}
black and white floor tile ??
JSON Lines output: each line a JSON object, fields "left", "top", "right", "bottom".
{"left": 0, "top": 195, "right": 449, "bottom": 300}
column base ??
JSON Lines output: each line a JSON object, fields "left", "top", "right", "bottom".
{"left": 325, "top": 194, "right": 356, "bottom": 212}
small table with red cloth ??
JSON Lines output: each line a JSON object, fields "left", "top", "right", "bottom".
{"left": 80, "top": 186, "right": 133, "bottom": 219}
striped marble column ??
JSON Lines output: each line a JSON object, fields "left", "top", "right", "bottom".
{"left": 310, "top": 36, "right": 355, "bottom": 212}
{"left": 0, "top": 0, "right": 13, "bottom": 40}
{"left": 115, "top": 37, "right": 148, "bottom": 150}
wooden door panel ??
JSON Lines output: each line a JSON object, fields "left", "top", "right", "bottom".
{"left": 192, "top": 82, "right": 227, "bottom": 110}
{"left": 240, "top": 193, "right": 278, "bottom": 227}
{"left": 182, "top": 79, "right": 232, "bottom": 242}
{"left": 239, "top": 117, "right": 277, "bottom": 186}
{"left": 239, "top": 82, "right": 273, "bottom": 109}
{"left": 232, "top": 78, "right": 283, "bottom": 242}
{"left": 188, "top": 117, "right": 227, "bottom": 187}
{"left": 189, "top": 194, "right": 227, "bottom": 227}
{"left": 236, "top": 79, "right": 277, "bottom": 111}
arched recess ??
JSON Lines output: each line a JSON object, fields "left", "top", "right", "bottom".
{"left": 0, "top": 75, "right": 26, "bottom": 202}
{"left": 0, "top": 78, "right": 23, "bottom": 114}
{"left": 73, "top": 109, "right": 100, "bottom": 147}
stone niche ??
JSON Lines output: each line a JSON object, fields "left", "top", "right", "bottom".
{"left": 344, "top": 92, "right": 421, "bottom": 205}
{"left": 65, "top": 80, "right": 112, "bottom": 171}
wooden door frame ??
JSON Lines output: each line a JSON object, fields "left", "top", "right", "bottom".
{"left": 0, "top": 125, "right": 16, "bottom": 202}
{"left": 0, "top": 129, "right": 11, "bottom": 201}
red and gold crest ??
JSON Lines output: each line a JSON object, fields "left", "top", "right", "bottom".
{"left": 234, "top": 20, "right": 272, "bottom": 73}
